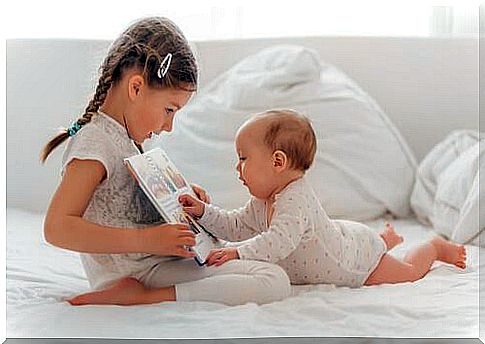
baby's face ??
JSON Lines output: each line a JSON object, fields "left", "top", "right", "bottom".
{"left": 235, "top": 123, "right": 278, "bottom": 200}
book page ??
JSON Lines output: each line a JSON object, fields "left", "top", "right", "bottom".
{"left": 125, "top": 148, "right": 193, "bottom": 224}
{"left": 125, "top": 148, "right": 219, "bottom": 264}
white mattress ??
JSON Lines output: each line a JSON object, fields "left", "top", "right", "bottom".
{"left": 7, "top": 207, "right": 479, "bottom": 339}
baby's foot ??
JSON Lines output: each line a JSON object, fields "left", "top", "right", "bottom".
{"left": 67, "top": 277, "right": 149, "bottom": 306}
{"left": 430, "top": 236, "right": 467, "bottom": 269}
{"left": 380, "top": 222, "right": 404, "bottom": 251}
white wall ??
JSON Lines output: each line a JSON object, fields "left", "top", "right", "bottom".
{"left": 3, "top": 2, "right": 478, "bottom": 40}
{"left": 6, "top": 37, "right": 478, "bottom": 213}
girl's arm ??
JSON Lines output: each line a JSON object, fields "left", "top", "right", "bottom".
{"left": 44, "top": 159, "right": 196, "bottom": 257}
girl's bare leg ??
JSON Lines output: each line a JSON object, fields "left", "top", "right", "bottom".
{"left": 67, "top": 277, "right": 176, "bottom": 306}
{"left": 365, "top": 236, "right": 466, "bottom": 286}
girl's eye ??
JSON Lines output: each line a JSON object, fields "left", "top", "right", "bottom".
{"left": 165, "top": 108, "right": 175, "bottom": 115}
{"left": 239, "top": 157, "right": 246, "bottom": 162}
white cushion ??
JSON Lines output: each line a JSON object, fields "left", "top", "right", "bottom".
{"left": 451, "top": 173, "right": 484, "bottom": 246}
{"left": 147, "top": 45, "right": 417, "bottom": 220}
{"left": 411, "top": 130, "right": 483, "bottom": 245}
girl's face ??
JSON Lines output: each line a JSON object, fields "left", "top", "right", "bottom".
{"left": 235, "top": 126, "right": 278, "bottom": 200}
{"left": 127, "top": 81, "right": 193, "bottom": 144}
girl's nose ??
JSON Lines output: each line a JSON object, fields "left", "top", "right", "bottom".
{"left": 162, "top": 115, "right": 174, "bottom": 133}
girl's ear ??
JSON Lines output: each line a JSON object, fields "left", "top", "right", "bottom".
{"left": 272, "top": 150, "right": 288, "bottom": 172}
{"left": 127, "top": 74, "right": 145, "bottom": 100}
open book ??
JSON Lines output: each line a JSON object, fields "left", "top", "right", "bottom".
{"left": 124, "top": 147, "right": 219, "bottom": 266}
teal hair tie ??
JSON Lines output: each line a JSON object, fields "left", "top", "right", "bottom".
{"left": 67, "top": 121, "right": 82, "bottom": 137}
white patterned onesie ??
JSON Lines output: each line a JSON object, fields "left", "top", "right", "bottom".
{"left": 198, "top": 177, "right": 387, "bottom": 287}
{"left": 60, "top": 113, "right": 291, "bottom": 305}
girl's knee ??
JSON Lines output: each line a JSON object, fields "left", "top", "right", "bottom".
{"left": 259, "top": 263, "right": 291, "bottom": 303}
{"left": 274, "top": 265, "right": 292, "bottom": 298}
{"left": 224, "top": 260, "right": 291, "bottom": 304}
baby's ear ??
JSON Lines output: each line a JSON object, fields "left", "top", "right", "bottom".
{"left": 272, "top": 150, "right": 288, "bottom": 172}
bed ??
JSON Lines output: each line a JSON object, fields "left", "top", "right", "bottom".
{"left": 6, "top": 208, "right": 480, "bottom": 338}
{"left": 6, "top": 37, "right": 480, "bottom": 340}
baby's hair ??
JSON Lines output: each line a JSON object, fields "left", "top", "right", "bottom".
{"left": 252, "top": 109, "right": 317, "bottom": 171}
{"left": 40, "top": 17, "right": 198, "bottom": 163}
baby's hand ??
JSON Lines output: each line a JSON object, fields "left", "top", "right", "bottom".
{"left": 179, "top": 193, "right": 205, "bottom": 218}
{"left": 206, "top": 247, "right": 239, "bottom": 266}
{"left": 191, "top": 183, "right": 211, "bottom": 204}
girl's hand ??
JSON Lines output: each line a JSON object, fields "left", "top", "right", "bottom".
{"left": 141, "top": 223, "right": 196, "bottom": 258}
{"left": 191, "top": 184, "right": 211, "bottom": 204}
{"left": 206, "top": 247, "right": 239, "bottom": 266}
{"left": 179, "top": 194, "right": 205, "bottom": 218}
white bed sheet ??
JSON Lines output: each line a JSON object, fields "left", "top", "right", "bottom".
{"left": 6, "top": 207, "right": 479, "bottom": 339}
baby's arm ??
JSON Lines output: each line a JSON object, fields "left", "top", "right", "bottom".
{"left": 197, "top": 198, "right": 263, "bottom": 242}
{"left": 231, "top": 195, "right": 311, "bottom": 262}
{"left": 235, "top": 206, "right": 307, "bottom": 263}
{"left": 44, "top": 159, "right": 195, "bottom": 257}
{"left": 206, "top": 204, "right": 308, "bottom": 266}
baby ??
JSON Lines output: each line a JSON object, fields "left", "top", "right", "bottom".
{"left": 179, "top": 109, "right": 466, "bottom": 287}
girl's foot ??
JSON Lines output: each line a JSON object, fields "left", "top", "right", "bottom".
{"left": 68, "top": 277, "right": 153, "bottom": 306}
{"left": 430, "top": 236, "right": 467, "bottom": 269}
{"left": 380, "top": 222, "right": 404, "bottom": 250}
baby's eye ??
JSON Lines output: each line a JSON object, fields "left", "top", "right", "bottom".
{"left": 165, "top": 108, "right": 175, "bottom": 115}
{"left": 239, "top": 157, "right": 246, "bottom": 161}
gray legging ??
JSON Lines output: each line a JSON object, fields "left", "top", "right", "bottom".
{"left": 135, "top": 258, "right": 291, "bottom": 306}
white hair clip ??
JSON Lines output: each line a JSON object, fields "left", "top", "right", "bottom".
{"left": 157, "top": 53, "right": 173, "bottom": 79}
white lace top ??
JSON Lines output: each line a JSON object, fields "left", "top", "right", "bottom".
{"left": 61, "top": 113, "right": 173, "bottom": 290}
{"left": 199, "top": 177, "right": 387, "bottom": 287}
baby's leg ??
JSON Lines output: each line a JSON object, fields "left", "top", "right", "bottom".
{"left": 364, "top": 236, "right": 466, "bottom": 285}
{"left": 380, "top": 222, "right": 403, "bottom": 251}
{"left": 67, "top": 277, "right": 175, "bottom": 306}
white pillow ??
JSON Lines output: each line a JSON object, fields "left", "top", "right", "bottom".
{"left": 411, "top": 130, "right": 478, "bottom": 225}
{"left": 451, "top": 173, "right": 484, "bottom": 246}
{"left": 147, "top": 45, "right": 417, "bottom": 220}
{"left": 411, "top": 130, "right": 483, "bottom": 245}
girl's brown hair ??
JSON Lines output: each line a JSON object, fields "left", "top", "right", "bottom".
{"left": 40, "top": 17, "right": 198, "bottom": 162}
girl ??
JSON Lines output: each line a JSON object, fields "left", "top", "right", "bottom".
{"left": 41, "top": 17, "right": 291, "bottom": 306}
{"left": 180, "top": 109, "right": 467, "bottom": 287}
